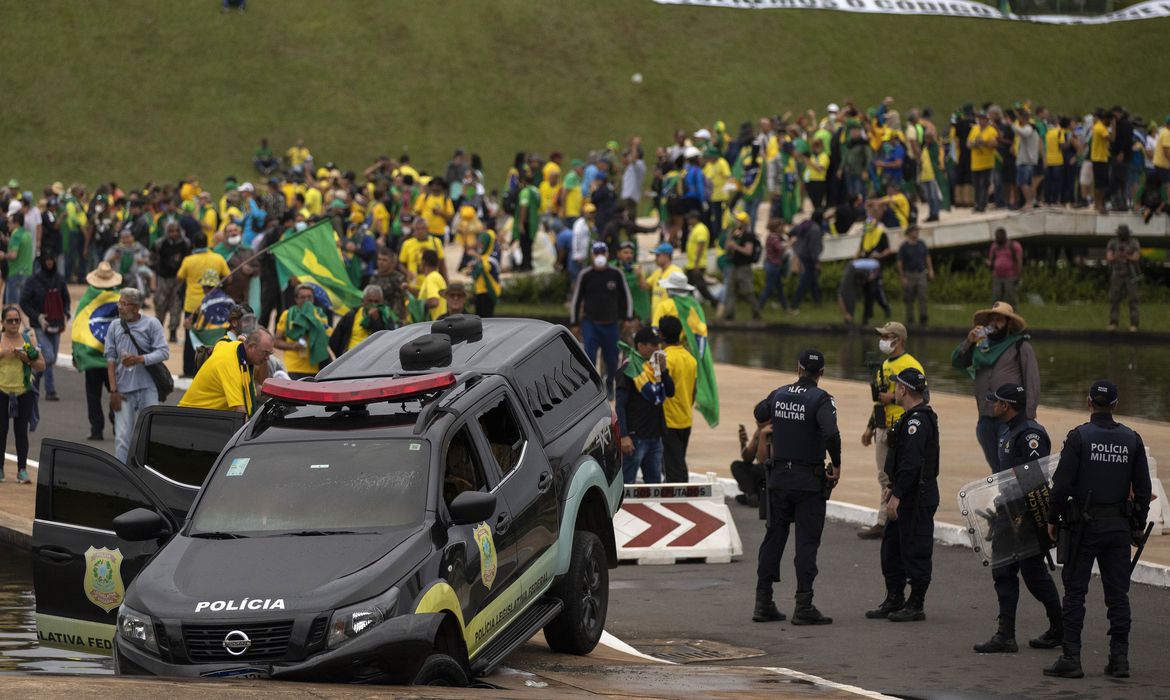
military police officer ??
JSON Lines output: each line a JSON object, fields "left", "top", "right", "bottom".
{"left": 752, "top": 348, "right": 841, "bottom": 625}
{"left": 974, "top": 383, "right": 1063, "bottom": 654}
{"left": 1044, "top": 380, "right": 1152, "bottom": 679}
{"left": 865, "top": 367, "right": 937, "bottom": 622}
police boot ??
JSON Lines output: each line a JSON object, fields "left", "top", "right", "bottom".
{"left": 1105, "top": 636, "right": 1129, "bottom": 678}
{"left": 1043, "top": 644, "right": 1084, "bottom": 679}
{"left": 973, "top": 618, "right": 1018, "bottom": 653}
{"left": 1028, "top": 621, "right": 1063, "bottom": 649}
{"left": 752, "top": 583, "right": 786, "bottom": 623}
{"left": 791, "top": 590, "right": 832, "bottom": 625}
{"left": 865, "top": 584, "right": 905, "bottom": 619}
{"left": 888, "top": 585, "right": 926, "bottom": 622}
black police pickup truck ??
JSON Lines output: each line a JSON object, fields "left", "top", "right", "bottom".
{"left": 32, "top": 316, "right": 622, "bottom": 685}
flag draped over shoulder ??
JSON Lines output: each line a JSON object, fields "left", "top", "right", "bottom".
{"left": 670, "top": 295, "right": 719, "bottom": 428}
{"left": 273, "top": 221, "right": 363, "bottom": 314}
{"left": 71, "top": 286, "right": 120, "bottom": 371}
{"left": 732, "top": 145, "right": 765, "bottom": 203}
{"left": 190, "top": 288, "right": 234, "bottom": 347}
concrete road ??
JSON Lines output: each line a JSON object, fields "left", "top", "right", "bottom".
{"left": 603, "top": 503, "right": 1170, "bottom": 699}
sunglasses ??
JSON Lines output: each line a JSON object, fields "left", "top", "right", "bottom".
{"left": 4, "top": 318, "right": 21, "bottom": 324}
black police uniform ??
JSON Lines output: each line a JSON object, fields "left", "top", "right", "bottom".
{"left": 879, "top": 401, "right": 939, "bottom": 619}
{"left": 1046, "top": 411, "right": 1152, "bottom": 675}
{"left": 752, "top": 376, "right": 841, "bottom": 623}
{"left": 976, "top": 413, "right": 1063, "bottom": 651}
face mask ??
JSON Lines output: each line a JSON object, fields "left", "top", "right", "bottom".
{"left": 593, "top": 254, "right": 608, "bottom": 268}
{"left": 878, "top": 339, "right": 896, "bottom": 355}
{"left": 295, "top": 222, "right": 308, "bottom": 232}
{"left": 227, "top": 235, "right": 242, "bottom": 246}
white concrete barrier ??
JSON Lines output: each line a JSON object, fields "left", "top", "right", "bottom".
{"left": 616, "top": 473, "right": 743, "bottom": 564}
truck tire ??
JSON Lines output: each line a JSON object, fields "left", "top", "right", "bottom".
{"left": 410, "top": 652, "right": 469, "bottom": 686}
{"left": 543, "top": 530, "right": 608, "bottom": 654}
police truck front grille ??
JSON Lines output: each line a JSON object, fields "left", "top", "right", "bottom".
{"left": 182, "top": 621, "right": 294, "bottom": 662}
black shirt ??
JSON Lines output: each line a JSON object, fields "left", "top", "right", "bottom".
{"left": 885, "top": 402, "right": 940, "bottom": 506}
{"left": 616, "top": 361, "right": 674, "bottom": 440}
{"left": 154, "top": 236, "right": 193, "bottom": 278}
{"left": 730, "top": 231, "right": 760, "bottom": 267}
{"left": 569, "top": 266, "right": 632, "bottom": 325}
{"left": 897, "top": 239, "right": 929, "bottom": 274}
{"left": 998, "top": 413, "right": 1050, "bottom": 473}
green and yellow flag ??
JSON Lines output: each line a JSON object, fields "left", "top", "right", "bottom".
{"left": 669, "top": 295, "right": 719, "bottom": 428}
{"left": 274, "top": 221, "right": 363, "bottom": 314}
{"left": 71, "top": 286, "right": 120, "bottom": 371}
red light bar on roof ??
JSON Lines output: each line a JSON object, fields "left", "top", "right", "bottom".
{"left": 261, "top": 373, "right": 456, "bottom": 405}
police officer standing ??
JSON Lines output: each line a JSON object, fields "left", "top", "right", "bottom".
{"left": 752, "top": 349, "right": 841, "bottom": 625}
{"left": 1044, "top": 380, "right": 1152, "bottom": 679}
{"left": 973, "top": 384, "right": 1063, "bottom": 654}
{"left": 865, "top": 368, "right": 937, "bottom": 622}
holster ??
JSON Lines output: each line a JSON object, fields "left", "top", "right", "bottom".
{"left": 817, "top": 463, "right": 836, "bottom": 500}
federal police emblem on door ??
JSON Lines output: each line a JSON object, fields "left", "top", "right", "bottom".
{"left": 84, "top": 546, "right": 125, "bottom": 613}
{"left": 473, "top": 523, "right": 497, "bottom": 590}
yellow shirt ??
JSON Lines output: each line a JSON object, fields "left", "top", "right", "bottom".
{"left": 179, "top": 341, "right": 254, "bottom": 414}
{"left": 199, "top": 207, "right": 218, "bottom": 240}
{"left": 175, "top": 249, "right": 231, "bottom": 313}
{"left": 286, "top": 146, "right": 310, "bottom": 167}
{"left": 0, "top": 355, "right": 26, "bottom": 395}
{"left": 887, "top": 193, "right": 910, "bottom": 229}
{"left": 303, "top": 187, "right": 323, "bottom": 217}
{"left": 220, "top": 205, "right": 243, "bottom": 232}
{"left": 662, "top": 344, "right": 697, "bottom": 429}
{"left": 277, "top": 307, "right": 331, "bottom": 375}
{"left": 967, "top": 125, "right": 998, "bottom": 172}
{"left": 652, "top": 297, "right": 708, "bottom": 338}
{"left": 369, "top": 201, "right": 391, "bottom": 237}
{"left": 1044, "top": 127, "right": 1066, "bottom": 166}
{"left": 1090, "top": 121, "right": 1111, "bottom": 163}
{"left": 542, "top": 161, "right": 562, "bottom": 184}
{"left": 179, "top": 182, "right": 200, "bottom": 203}
{"left": 563, "top": 186, "right": 583, "bottom": 218}
{"left": 418, "top": 270, "right": 447, "bottom": 321}
{"left": 918, "top": 146, "right": 936, "bottom": 183}
{"left": 806, "top": 152, "right": 830, "bottom": 182}
{"left": 703, "top": 158, "right": 732, "bottom": 202}
{"left": 347, "top": 308, "right": 372, "bottom": 351}
{"left": 399, "top": 236, "right": 445, "bottom": 288}
{"left": 538, "top": 181, "right": 562, "bottom": 215}
{"left": 280, "top": 182, "right": 297, "bottom": 208}
{"left": 414, "top": 193, "right": 454, "bottom": 235}
{"left": 395, "top": 164, "right": 420, "bottom": 182}
{"left": 877, "top": 352, "right": 925, "bottom": 428}
{"left": 1153, "top": 127, "right": 1170, "bottom": 170}
{"left": 645, "top": 264, "right": 683, "bottom": 310}
{"left": 685, "top": 223, "right": 710, "bottom": 270}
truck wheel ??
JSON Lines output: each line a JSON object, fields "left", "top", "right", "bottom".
{"left": 410, "top": 652, "right": 469, "bottom": 686}
{"left": 543, "top": 530, "right": 608, "bottom": 654}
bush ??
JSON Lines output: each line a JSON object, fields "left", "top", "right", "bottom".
{"left": 503, "top": 272, "right": 570, "bottom": 304}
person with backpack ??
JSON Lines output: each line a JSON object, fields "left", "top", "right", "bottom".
{"left": 19, "top": 252, "right": 70, "bottom": 401}
{"left": 720, "top": 211, "right": 762, "bottom": 320}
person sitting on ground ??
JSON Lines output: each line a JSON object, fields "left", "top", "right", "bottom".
{"left": 731, "top": 422, "right": 768, "bottom": 509}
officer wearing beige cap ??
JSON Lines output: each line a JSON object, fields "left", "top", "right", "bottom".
{"left": 858, "top": 321, "right": 924, "bottom": 539}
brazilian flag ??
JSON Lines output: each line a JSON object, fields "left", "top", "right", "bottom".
{"left": 666, "top": 294, "right": 720, "bottom": 428}
{"left": 274, "top": 220, "right": 363, "bottom": 314}
{"left": 71, "top": 286, "right": 120, "bottom": 371}
{"left": 732, "top": 144, "right": 765, "bottom": 204}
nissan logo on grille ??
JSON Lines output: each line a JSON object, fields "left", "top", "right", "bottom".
{"left": 222, "top": 630, "right": 252, "bottom": 656}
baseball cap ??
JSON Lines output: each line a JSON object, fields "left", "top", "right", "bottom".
{"left": 693, "top": 128, "right": 712, "bottom": 140}
{"left": 874, "top": 321, "right": 907, "bottom": 341}
{"left": 238, "top": 182, "right": 255, "bottom": 193}
{"left": 6, "top": 200, "right": 22, "bottom": 216}
{"left": 618, "top": 241, "right": 635, "bottom": 252}
{"left": 582, "top": 202, "right": 597, "bottom": 214}
{"left": 683, "top": 146, "right": 702, "bottom": 159}
{"left": 986, "top": 383, "right": 1026, "bottom": 406}
{"left": 892, "top": 367, "right": 927, "bottom": 393}
{"left": 827, "top": 103, "right": 840, "bottom": 113}
{"left": 652, "top": 242, "right": 674, "bottom": 256}
{"left": 633, "top": 327, "right": 660, "bottom": 346}
{"left": 591, "top": 241, "right": 608, "bottom": 255}
{"left": 798, "top": 348, "right": 825, "bottom": 373}
{"left": 1088, "top": 379, "right": 1119, "bottom": 406}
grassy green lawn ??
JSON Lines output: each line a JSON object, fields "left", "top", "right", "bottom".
{"left": 5, "top": 1, "right": 1169, "bottom": 193}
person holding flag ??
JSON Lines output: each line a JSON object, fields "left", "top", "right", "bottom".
{"left": 652, "top": 270, "right": 719, "bottom": 428}
{"left": 732, "top": 141, "right": 767, "bottom": 231}
{"left": 464, "top": 230, "right": 501, "bottom": 318}
{"left": 176, "top": 238, "right": 231, "bottom": 377}
{"left": 187, "top": 269, "right": 235, "bottom": 371}
{"left": 659, "top": 315, "right": 698, "bottom": 483}
{"left": 72, "top": 261, "right": 122, "bottom": 442}
{"left": 614, "top": 242, "right": 650, "bottom": 325}
{"left": 271, "top": 219, "right": 364, "bottom": 316}
{"left": 276, "top": 284, "right": 332, "bottom": 379}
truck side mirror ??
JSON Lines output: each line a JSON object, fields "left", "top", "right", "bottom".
{"left": 448, "top": 491, "right": 496, "bottom": 526}
{"left": 113, "top": 508, "right": 172, "bottom": 542}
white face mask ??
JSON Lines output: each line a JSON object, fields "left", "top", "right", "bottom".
{"left": 295, "top": 221, "right": 308, "bottom": 232}
{"left": 593, "top": 254, "right": 608, "bottom": 268}
{"left": 879, "top": 338, "right": 897, "bottom": 355}
{"left": 227, "top": 235, "right": 242, "bottom": 246}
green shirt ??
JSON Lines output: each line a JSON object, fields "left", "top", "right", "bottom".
{"left": 513, "top": 185, "right": 540, "bottom": 239}
{"left": 8, "top": 227, "right": 33, "bottom": 276}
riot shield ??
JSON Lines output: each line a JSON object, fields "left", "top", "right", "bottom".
{"left": 957, "top": 456, "right": 1058, "bottom": 568}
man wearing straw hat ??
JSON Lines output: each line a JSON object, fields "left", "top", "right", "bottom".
{"left": 950, "top": 301, "right": 1040, "bottom": 471}
{"left": 73, "top": 262, "right": 122, "bottom": 441}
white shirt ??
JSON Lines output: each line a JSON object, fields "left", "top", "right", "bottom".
{"left": 571, "top": 217, "right": 593, "bottom": 263}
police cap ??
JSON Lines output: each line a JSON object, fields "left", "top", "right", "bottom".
{"left": 797, "top": 348, "right": 825, "bottom": 373}
{"left": 1088, "top": 379, "right": 1118, "bottom": 406}
{"left": 986, "top": 383, "right": 1025, "bottom": 406}
{"left": 892, "top": 367, "right": 927, "bottom": 393}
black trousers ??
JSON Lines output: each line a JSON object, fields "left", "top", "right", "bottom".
{"left": 1061, "top": 525, "right": 1131, "bottom": 650}
{"left": 881, "top": 501, "right": 936, "bottom": 588}
{"left": 731, "top": 460, "right": 765, "bottom": 498}
{"left": 706, "top": 201, "right": 724, "bottom": 236}
{"left": 806, "top": 181, "right": 827, "bottom": 210}
{"left": 662, "top": 427, "right": 690, "bottom": 483}
{"left": 474, "top": 293, "right": 495, "bottom": 318}
{"left": 0, "top": 390, "right": 34, "bottom": 472}
{"left": 992, "top": 553, "right": 1062, "bottom": 629}
{"left": 182, "top": 326, "right": 196, "bottom": 377}
{"left": 84, "top": 368, "right": 110, "bottom": 438}
{"left": 757, "top": 488, "right": 826, "bottom": 592}
{"left": 686, "top": 268, "right": 718, "bottom": 305}
{"left": 518, "top": 232, "right": 533, "bottom": 271}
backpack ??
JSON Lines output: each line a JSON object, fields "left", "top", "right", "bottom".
{"left": 502, "top": 187, "right": 520, "bottom": 216}
{"left": 43, "top": 287, "right": 66, "bottom": 333}
{"left": 749, "top": 235, "right": 763, "bottom": 264}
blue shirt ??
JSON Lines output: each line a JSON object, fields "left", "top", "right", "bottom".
{"left": 582, "top": 164, "right": 599, "bottom": 195}
{"left": 682, "top": 164, "right": 706, "bottom": 202}
{"left": 104, "top": 315, "right": 170, "bottom": 393}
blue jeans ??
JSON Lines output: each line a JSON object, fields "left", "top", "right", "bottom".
{"left": 791, "top": 257, "right": 821, "bottom": 308}
{"left": 758, "top": 261, "right": 788, "bottom": 309}
{"left": 581, "top": 319, "right": 619, "bottom": 398}
{"left": 622, "top": 437, "right": 663, "bottom": 484}
{"left": 113, "top": 387, "right": 158, "bottom": 463}
{"left": 975, "top": 415, "right": 1007, "bottom": 472}
{"left": 846, "top": 174, "right": 865, "bottom": 200}
{"left": 920, "top": 180, "right": 941, "bottom": 220}
{"left": 4, "top": 275, "right": 27, "bottom": 306}
{"left": 65, "top": 230, "right": 86, "bottom": 283}
{"left": 35, "top": 330, "right": 60, "bottom": 395}
{"left": 744, "top": 198, "right": 762, "bottom": 232}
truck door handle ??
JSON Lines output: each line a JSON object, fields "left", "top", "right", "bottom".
{"left": 495, "top": 512, "right": 511, "bottom": 535}
{"left": 537, "top": 471, "right": 553, "bottom": 493}
{"left": 36, "top": 546, "right": 75, "bottom": 563}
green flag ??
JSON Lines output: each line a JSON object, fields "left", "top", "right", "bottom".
{"left": 273, "top": 220, "right": 363, "bottom": 314}
{"left": 618, "top": 340, "right": 645, "bottom": 380}
{"left": 670, "top": 295, "right": 719, "bottom": 428}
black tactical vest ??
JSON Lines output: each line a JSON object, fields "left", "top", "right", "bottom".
{"left": 1073, "top": 421, "right": 1138, "bottom": 507}
{"left": 768, "top": 382, "right": 829, "bottom": 466}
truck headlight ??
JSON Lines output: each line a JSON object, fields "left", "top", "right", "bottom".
{"left": 117, "top": 604, "right": 158, "bottom": 654}
{"left": 326, "top": 587, "right": 398, "bottom": 649}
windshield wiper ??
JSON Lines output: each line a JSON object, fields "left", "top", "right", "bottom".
{"left": 190, "top": 531, "right": 249, "bottom": 539}
{"left": 278, "top": 529, "right": 360, "bottom": 537}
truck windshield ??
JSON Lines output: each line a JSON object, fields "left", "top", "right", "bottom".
{"left": 189, "top": 439, "right": 430, "bottom": 536}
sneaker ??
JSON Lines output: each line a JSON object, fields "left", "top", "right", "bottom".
{"left": 1106, "top": 323, "right": 1118, "bottom": 332}
{"left": 86, "top": 433, "right": 103, "bottom": 441}
{"left": 0, "top": 473, "right": 5, "bottom": 483}
{"left": 857, "top": 524, "right": 885, "bottom": 540}
{"left": 169, "top": 331, "right": 178, "bottom": 344}
{"left": 1129, "top": 325, "right": 1138, "bottom": 332}
{"left": 45, "top": 392, "right": 59, "bottom": 402}
{"left": 16, "top": 470, "right": 30, "bottom": 484}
